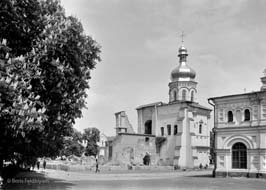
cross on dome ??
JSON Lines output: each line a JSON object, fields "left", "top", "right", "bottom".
{"left": 181, "top": 31, "right": 185, "bottom": 44}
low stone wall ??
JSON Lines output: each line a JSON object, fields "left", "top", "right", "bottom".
{"left": 215, "top": 171, "right": 266, "bottom": 178}
{"left": 98, "top": 165, "right": 128, "bottom": 171}
{"left": 45, "top": 163, "right": 174, "bottom": 172}
{"left": 46, "top": 163, "right": 94, "bottom": 172}
{"left": 132, "top": 166, "right": 174, "bottom": 171}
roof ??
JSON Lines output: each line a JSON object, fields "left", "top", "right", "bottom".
{"left": 136, "top": 100, "right": 211, "bottom": 111}
{"left": 118, "top": 133, "right": 155, "bottom": 137}
{"left": 100, "top": 133, "right": 107, "bottom": 138}
{"left": 208, "top": 90, "right": 265, "bottom": 101}
{"left": 136, "top": 101, "right": 163, "bottom": 110}
{"left": 106, "top": 136, "right": 115, "bottom": 141}
{"left": 114, "top": 111, "right": 125, "bottom": 115}
{"left": 159, "top": 101, "right": 211, "bottom": 111}
{"left": 190, "top": 102, "right": 212, "bottom": 111}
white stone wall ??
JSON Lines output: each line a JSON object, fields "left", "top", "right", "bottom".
{"left": 137, "top": 107, "right": 156, "bottom": 135}
{"left": 135, "top": 100, "right": 211, "bottom": 168}
{"left": 212, "top": 91, "right": 266, "bottom": 174}
{"left": 156, "top": 104, "right": 182, "bottom": 165}
{"left": 214, "top": 92, "right": 266, "bottom": 129}
{"left": 111, "top": 134, "right": 156, "bottom": 165}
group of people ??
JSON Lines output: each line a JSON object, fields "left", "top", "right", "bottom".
{"left": 32, "top": 159, "right": 46, "bottom": 170}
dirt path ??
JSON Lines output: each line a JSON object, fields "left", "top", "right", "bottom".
{"left": 2, "top": 169, "right": 266, "bottom": 190}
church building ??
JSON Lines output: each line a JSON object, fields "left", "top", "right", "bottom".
{"left": 208, "top": 69, "right": 266, "bottom": 177}
{"left": 110, "top": 42, "right": 212, "bottom": 169}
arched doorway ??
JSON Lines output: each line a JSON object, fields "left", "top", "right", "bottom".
{"left": 143, "top": 153, "right": 151, "bottom": 165}
{"left": 232, "top": 142, "right": 247, "bottom": 169}
{"left": 144, "top": 120, "right": 152, "bottom": 134}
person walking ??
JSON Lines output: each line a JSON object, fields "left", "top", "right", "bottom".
{"left": 43, "top": 159, "right": 46, "bottom": 170}
{"left": 95, "top": 159, "right": 100, "bottom": 173}
{"left": 31, "top": 162, "right": 35, "bottom": 170}
{"left": 37, "top": 160, "right": 40, "bottom": 170}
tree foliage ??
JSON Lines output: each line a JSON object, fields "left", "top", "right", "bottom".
{"left": 0, "top": 0, "right": 101, "bottom": 172}
{"left": 32, "top": 0, "right": 101, "bottom": 157}
{"left": 0, "top": 0, "right": 44, "bottom": 56}
{"left": 61, "top": 129, "right": 84, "bottom": 157}
{"left": 83, "top": 128, "right": 100, "bottom": 157}
{"left": 60, "top": 128, "right": 100, "bottom": 158}
{"left": 0, "top": 40, "right": 47, "bottom": 165}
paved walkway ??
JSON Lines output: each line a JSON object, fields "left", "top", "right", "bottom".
{"left": 2, "top": 169, "right": 266, "bottom": 190}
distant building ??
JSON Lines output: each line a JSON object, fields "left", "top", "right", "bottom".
{"left": 97, "top": 133, "right": 108, "bottom": 162}
{"left": 209, "top": 69, "right": 266, "bottom": 177}
{"left": 110, "top": 43, "right": 212, "bottom": 168}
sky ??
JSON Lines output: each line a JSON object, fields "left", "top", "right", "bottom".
{"left": 60, "top": 0, "right": 266, "bottom": 136}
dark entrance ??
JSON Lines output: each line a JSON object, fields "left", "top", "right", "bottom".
{"left": 143, "top": 154, "right": 151, "bottom": 165}
{"left": 144, "top": 120, "right": 152, "bottom": 134}
{"left": 232, "top": 142, "right": 247, "bottom": 169}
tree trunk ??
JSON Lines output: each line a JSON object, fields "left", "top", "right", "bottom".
{"left": 0, "top": 155, "right": 3, "bottom": 178}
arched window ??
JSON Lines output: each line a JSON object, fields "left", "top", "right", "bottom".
{"left": 182, "top": 89, "right": 186, "bottom": 101}
{"left": 167, "top": 125, "right": 171, "bottom": 135}
{"left": 244, "top": 109, "right": 250, "bottom": 121}
{"left": 199, "top": 124, "right": 202, "bottom": 134}
{"left": 161, "top": 127, "right": 164, "bottom": 136}
{"left": 173, "top": 91, "right": 177, "bottom": 101}
{"left": 174, "top": 125, "right": 178, "bottom": 135}
{"left": 232, "top": 142, "right": 247, "bottom": 169}
{"left": 144, "top": 120, "right": 152, "bottom": 134}
{"left": 228, "top": 111, "right": 233, "bottom": 122}
{"left": 191, "top": 91, "right": 194, "bottom": 102}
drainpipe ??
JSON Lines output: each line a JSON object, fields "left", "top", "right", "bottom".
{"left": 208, "top": 99, "right": 216, "bottom": 177}
{"left": 154, "top": 104, "right": 158, "bottom": 136}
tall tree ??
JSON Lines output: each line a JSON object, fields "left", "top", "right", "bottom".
{"left": 0, "top": 40, "right": 46, "bottom": 174}
{"left": 33, "top": 0, "right": 101, "bottom": 157}
{"left": 0, "top": 0, "right": 101, "bottom": 176}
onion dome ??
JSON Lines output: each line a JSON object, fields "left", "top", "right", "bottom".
{"left": 171, "top": 45, "right": 196, "bottom": 82}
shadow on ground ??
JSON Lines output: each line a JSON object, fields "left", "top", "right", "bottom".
{"left": 1, "top": 171, "right": 74, "bottom": 190}
{"left": 187, "top": 174, "right": 214, "bottom": 178}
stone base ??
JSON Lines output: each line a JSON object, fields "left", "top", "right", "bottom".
{"left": 215, "top": 170, "right": 266, "bottom": 178}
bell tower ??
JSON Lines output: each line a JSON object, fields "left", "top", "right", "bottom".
{"left": 169, "top": 33, "right": 197, "bottom": 103}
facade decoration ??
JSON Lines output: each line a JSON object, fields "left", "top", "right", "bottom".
{"left": 209, "top": 68, "right": 266, "bottom": 177}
